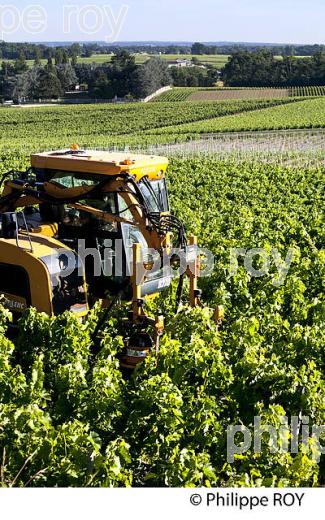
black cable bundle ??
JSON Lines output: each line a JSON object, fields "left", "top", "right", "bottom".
{"left": 149, "top": 212, "right": 187, "bottom": 249}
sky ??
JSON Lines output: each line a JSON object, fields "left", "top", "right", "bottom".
{"left": 1, "top": 0, "right": 325, "bottom": 44}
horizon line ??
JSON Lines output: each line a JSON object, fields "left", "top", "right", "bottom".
{"left": 1, "top": 39, "right": 324, "bottom": 46}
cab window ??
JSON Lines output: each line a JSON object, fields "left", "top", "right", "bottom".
{"left": 51, "top": 171, "right": 103, "bottom": 188}
{"left": 139, "top": 179, "right": 169, "bottom": 213}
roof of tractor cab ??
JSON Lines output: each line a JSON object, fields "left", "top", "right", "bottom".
{"left": 31, "top": 149, "right": 169, "bottom": 181}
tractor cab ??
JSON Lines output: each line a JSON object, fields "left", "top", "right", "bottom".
{"left": 27, "top": 149, "right": 175, "bottom": 303}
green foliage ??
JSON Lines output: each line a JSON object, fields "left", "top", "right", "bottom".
{"left": 135, "top": 57, "right": 171, "bottom": 98}
{"left": 0, "top": 156, "right": 324, "bottom": 487}
{"left": 0, "top": 98, "right": 294, "bottom": 152}
{"left": 222, "top": 49, "right": 325, "bottom": 88}
{"left": 147, "top": 98, "right": 325, "bottom": 135}
{"left": 153, "top": 87, "right": 202, "bottom": 102}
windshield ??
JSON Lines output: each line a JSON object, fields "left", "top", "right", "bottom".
{"left": 50, "top": 171, "right": 103, "bottom": 188}
{"left": 139, "top": 179, "right": 169, "bottom": 213}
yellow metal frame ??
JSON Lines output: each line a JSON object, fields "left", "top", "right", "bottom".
{"left": 188, "top": 236, "right": 201, "bottom": 307}
{"left": 0, "top": 234, "right": 89, "bottom": 318}
{"left": 0, "top": 236, "right": 54, "bottom": 315}
{"left": 31, "top": 150, "right": 169, "bottom": 182}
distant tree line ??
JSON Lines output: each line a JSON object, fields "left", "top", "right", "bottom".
{"left": 0, "top": 50, "right": 174, "bottom": 102}
{"left": 191, "top": 42, "right": 325, "bottom": 57}
{"left": 222, "top": 50, "right": 325, "bottom": 87}
{"left": 0, "top": 41, "right": 192, "bottom": 61}
{"left": 0, "top": 56, "right": 76, "bottom": 101}
{"left": 170, "top": 66, "right": 218, "bottom": 87}
{"left": 0, "top": 41, "right": 82, "bottom": 60}
{"left": 1, "top": 40, "right": 325, "bottom": 62}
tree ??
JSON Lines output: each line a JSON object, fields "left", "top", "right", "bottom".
{"left": 0, "top": 76, "right": 16, "bottom": 100}
{"left": 25, "top": 66, "right": 43, "bottom": 99}
{"left": 56, "top": 63, "right": 78, "bottom": 91}
{"left": 12, "top": 74, "right": 27, "bottom": 102}
{"left": 88, "top": 51, "right": 138, "bottom": 99}
{"left": 88, "top": 68, "right": 110, "bottom": 98}
{"left": 312, "top": 51, "right": 325, "bottom": 84}
{"left": 37, "top": 68, "right": 63, "bottom": 99}
{"left": 191, "top": 42, "right": 207, "bottom": 55}
{"left": 14, "top": 51, "right": 28, "bottom": 74}
{"left": 1, "top": 61, "right": 15, "bottom": 78}
{"left": 62, "top": 49, "right": 69, "bottom": 65}
{"left": 84, "top": 47, "right": 93, "bottom": 58}
{"left": 71, "top": 54, "right": 78, "bottom": 68}
{"left": 222, "top": 49, "right": 325, "bottom": 87}
{"left": 191, "top": 56, "right": 200, "bottom": 66}
{"left": 34, "top": 48, "right": 42, "bottom": 66}
{"left": 170, "top": 66, "right": 211, "bottom": 87}
{"left": 206, "top": 66, "right": 219, "bottom": 85}
{"left": 46, "top": 56, "right": 54, "bottom": 72}
{"left": 223, "top": 50, "right": 277, "bottom": 87}
{"left": 55, "top": 48, "right": 64, "bottom": 66}
{"left": 134, "top": 58, "right": 171, "bottom": 98}
{"left": 111, "top": 49, "right": 136, "bottom": 69}
{"left": 284, "top": 45, "right": 296, "bottom": 57}
{"left": 74, "top": 63, "right": 97, "bottom": 85}
{"left": 110, "top": 50, "right": 137, "bottom": 98}
{"left": 69, "top": 43, "right": 81, "bottom": 57}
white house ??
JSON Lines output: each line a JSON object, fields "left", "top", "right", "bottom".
{"left": 167, "top": 58, "right": 193, "bottom": 68}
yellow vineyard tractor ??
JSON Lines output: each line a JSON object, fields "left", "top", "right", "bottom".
{"left": 0, "top": 146, "right": 211, "bottom": 368}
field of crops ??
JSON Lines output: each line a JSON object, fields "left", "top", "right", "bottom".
{"left": 152, "top": 129, "right": 325, "bottom": 169}
{"left": 148, "top": 98, "right": 325, "bottom": 136}
{"left": 154, "top": 87, "right": 289, "bottom": 103}
{"left": 153, "top": 87, "right": 208, "bottom": 102}
{"left": 188, "top": 89, "right": 290, "bottom": 101}
{"left": 0, "top": 89, "right": 324, "bottom": 487}
{"left": 155, "top": 86, "right": 325, "bottom": 103}
{"left": 0, "top": 154, "right": 325, "bottom": 486}
{"left": 0, "top": 98, "right": 297, "bottom": 159}
{"left": 1, "top": 98, "right": 325, "bottom": 173}
{"left": 0, "top": 156, "right": 324, "bottom": 487}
